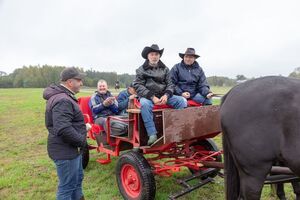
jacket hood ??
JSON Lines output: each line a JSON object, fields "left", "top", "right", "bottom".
{"left": 43, "top": 84, "right": 66, "bottom": 100}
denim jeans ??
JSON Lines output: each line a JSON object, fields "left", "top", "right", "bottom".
{"left": 192, "top": 93, "right": 212, "bottom": 105}
{"left": 140, "top": 95, "right": 187, "bottom": 136}
{"left": 53, "top": 154, "right": 84, "bottom": 200}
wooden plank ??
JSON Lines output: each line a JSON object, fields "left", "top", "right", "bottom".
{"left": 163, "top": 106, "right": 221, "bottom": 143}
{"left": 127, "top": 109, "right": 141, "bottom": 113}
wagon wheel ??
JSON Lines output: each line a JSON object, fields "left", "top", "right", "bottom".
{"left": 116, "top": 151, "right": 156, "bottom": 200}
{"left": 82, "top": 142, "right": 89, "bottom": 169}
{"left": 188, "top": 138, "right": 222, "bottom": 179}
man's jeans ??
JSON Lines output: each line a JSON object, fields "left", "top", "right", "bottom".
{"left": 53, "top": 154, "right": 84, "bottom": 200}
{"left": 140, "top": 95, "right": 187, "bottom": 136}
{"left": 192, "top": 93, "right": 212, "bottom": 105}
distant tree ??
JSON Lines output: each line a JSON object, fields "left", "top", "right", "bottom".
{"left": 0, "top": 71, "right": 7, "bottom": 76}
{"left": 289, "top": 67, "right": 300, "bottom": 78}
{"left": 236, "top": 74, "right": 247, "bottom": 81}
{"left": 0, "top": 76, "right": 13, "bottom": 88}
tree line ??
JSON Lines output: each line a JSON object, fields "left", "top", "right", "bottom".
{"left": 0, "top": 65, "right": 299, "bottom": 88}
{"left": 0, "top": 65, "right": 135, "bottom": 88}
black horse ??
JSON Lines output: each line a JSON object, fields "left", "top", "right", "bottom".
{"left": 220, "top": 76, "right": 300, "bottom": 200}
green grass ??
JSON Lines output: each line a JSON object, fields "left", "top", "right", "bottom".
{"left": 210, "top": 86, "right": 232, "bottom": 95}
{"left": 0, "top": 88, "right": 295, "bottom": 199}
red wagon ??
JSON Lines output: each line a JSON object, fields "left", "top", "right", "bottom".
{"left": 78, "top": 97, "right": 223, "bottom": 200}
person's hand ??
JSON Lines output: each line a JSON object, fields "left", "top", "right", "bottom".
{"left": 109, "top": 97, "right": 116, "bottom": 104}
{"left": 152, "top": 96, "right": 161, "bottom": 105}
{"left": 182, "top": 92, "right": 190, "bottom": 99}
{"left": 206, "top": 92, "right": 214, "bottom": 99}
{"left": 103, "top": 97, "right": 114, "bottom": 106}
{"left": 103, "top": 99, "right": 110, "bottom": 106}
{"left": 86, "top": 123, "right": 92, "bottom": 131}
{"left": 129, "top": 94, "right": 137, "bottom": 100}
{"left": 160, "top": 95, "right": 168, "bottom": 105}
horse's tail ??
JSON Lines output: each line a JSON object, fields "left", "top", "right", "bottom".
{"left": 221, "top": 92, "right": 240, "bottom": 199}
{"left": 222, "top": 129, "right": 240, "bottom": 199}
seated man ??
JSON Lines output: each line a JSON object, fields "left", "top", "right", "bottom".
{"left": 117, "top": 83, "right": 137, "bottom": 115}
{"left": 89, "top": 79, "right": 118, "bottom": 131}
{"left": 170, "top": 48, "right": 213, "bottom": 105}
{"left": 133, "top": 44, "right": 187, "bottom": 145}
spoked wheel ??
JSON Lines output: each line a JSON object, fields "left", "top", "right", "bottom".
{"left": 188, "top": 138, "right": 222, "bottom": 178}
{"left": 116, "top": 151, "right": 156, "bottom": 200}
{"left": 82, "top": 142, "right": 89, "bottom": 169}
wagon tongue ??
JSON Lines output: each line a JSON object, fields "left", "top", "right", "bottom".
{"left": 168, "top": 168, "right": 217, "bottom": 199}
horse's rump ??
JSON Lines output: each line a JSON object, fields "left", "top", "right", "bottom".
{"left": 221, "top": 76, "right": 300, "bottom": 199}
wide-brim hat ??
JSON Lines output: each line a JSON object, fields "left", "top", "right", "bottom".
{"left": 141, "top": 44, "right": 164, "bottom": 59}
{"left": 179, "top": 48, "right": 200, "bottom": 59}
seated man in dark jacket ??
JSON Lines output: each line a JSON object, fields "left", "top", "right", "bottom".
{"left": 117, "top": 83, "right": 137, "bottom": 115}
{"left": 133, "top": 44, "right": 187, "bottom": 145}
{"left": 89, "top": 79, "right": 118, "bottom": 131}
{"left": 170, "top": 48, "right": 214, "bottom": 105}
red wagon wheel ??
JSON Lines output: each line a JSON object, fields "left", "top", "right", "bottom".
{"left": 116, "top": 151, "right": 156, "bottom": 200}
{"left": 188, "top": 138, "right": 222, "bottom": 178}
{"left": 121, "top": 164, "right": 141, "bottom": 198}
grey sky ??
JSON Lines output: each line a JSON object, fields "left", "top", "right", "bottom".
{"left": 0, "top": 0, "right": 299, "bottom": 78}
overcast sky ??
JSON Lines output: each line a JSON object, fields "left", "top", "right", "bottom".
{"left": 0, "top": 0, "right": 299, "bottom": 78}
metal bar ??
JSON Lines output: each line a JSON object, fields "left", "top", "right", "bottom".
{"left": 168, "top": 178, "right": 212, "bottom": 199}
{"left": 265, "top": 174, "right": 300, "bottom": 184}
{"left": 270, "top": 166, "right": 294, "bottom": 175}
{"left": 178, "top": 168, "right": 217, "bottom": 183}
{"left": 212, "top": 94, "right": 224, "bottom": 97}
{"left": 107, "top": 115, "right": 134, "bottom": 122}
{"left": 201, "top": 161, "right": 224, "bottom": 169}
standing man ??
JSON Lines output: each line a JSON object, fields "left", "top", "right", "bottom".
{"left": 43, "top": 67, "right": 86, "bottom": 200}
{"left": 170, "top": 48, "right": 213, "bottom": 105}
{"left": 133, "top": 44, "right": 187, "bottom": 145}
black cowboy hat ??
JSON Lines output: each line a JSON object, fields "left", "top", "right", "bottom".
{"left": 141, "top": 44, "right": 164, "bottom": 59}
{"left": 179, "top": 48, "right": 200, "bottom": 59}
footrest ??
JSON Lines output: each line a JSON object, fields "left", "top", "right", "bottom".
{"left": 96, "top": 158, "right": 111, "bottom": 164}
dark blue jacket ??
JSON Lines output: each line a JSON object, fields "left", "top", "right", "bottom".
{"left": 89, "top": 91, "right": 118, "bottom": 120}
{"left": 170, "top": 61, "right": 211, "bottom": 98}
{"left": 117, "top": 89, "right": 130, "bottom": 114}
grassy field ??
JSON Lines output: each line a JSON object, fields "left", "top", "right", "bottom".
{"left": 0, "top": 87, "right": 295, "bottom": 199}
